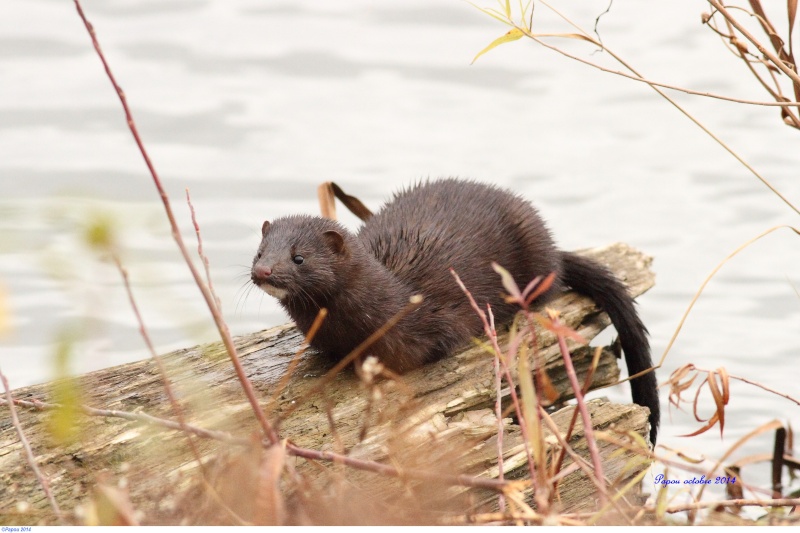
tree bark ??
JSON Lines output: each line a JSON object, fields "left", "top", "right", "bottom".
{"left": 0, "top": 243, "right": 655, "bottom": 524}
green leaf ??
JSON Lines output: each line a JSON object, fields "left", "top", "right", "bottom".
{"left": 471, "top": 28, "right": 524, "bottom": 64}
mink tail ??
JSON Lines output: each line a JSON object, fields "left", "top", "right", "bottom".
{"left": 560, "top": 251, "right": 660, "bottom": 445}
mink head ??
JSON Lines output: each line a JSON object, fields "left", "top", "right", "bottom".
{"left": 251, "top": 215, "right": 352, "bottom": 307}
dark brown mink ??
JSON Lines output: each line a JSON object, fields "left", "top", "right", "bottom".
{"left": 251, "top": 178, "right": 660, "bottom": 444}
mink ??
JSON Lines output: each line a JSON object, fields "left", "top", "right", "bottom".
{"left": 251, "top": 179, "right": 660, "bottom": 444}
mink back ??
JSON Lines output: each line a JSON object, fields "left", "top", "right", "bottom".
{"left": 356, "top": 178, "right": 563, "bottom": 364}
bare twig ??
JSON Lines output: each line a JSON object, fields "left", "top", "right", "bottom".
{"left": 113, "top": 255, "right": 207, "bottom": 471}
{"left": 726, "top": 375, "right": 800, "bottom": 407}
{"left": 533, "top": 0, "right": 800, "bottom": 216}
{"left": 453, "top": 496, "right": 800, "bottom": 524}
{"left": 445, "top": 511, "right": 588, "bottom": 525}
{"left": 0, "top": 395, "right": 247, "bottom": 445}
{"left": 552, "top": 346, "right": 603, "bottom": 481}
{"left": 72, "top": 0, "right": 277, "bottom": 444}
{"left": 676, "top": 363, "right": 800, "bottom": 407}
{"left": 284, "top": 442, "right": 509, "bottom": 491}
{"left": 545, "top": 311, "right": 607, "bottom": 504}
{"left": 537, "top": 408, "right": 623, "bottom": 520}
{"left": 0, "top": 394, "right": 508, "bottom": 493}
{"left": 186, "top": 189, "right": 220, "bottom": 311}
{"left": 0, "top": 369, "right": 64, "bottom": 523}
{"left": 707, "top": 9, "right": 800, "bottom": 128}
{"left": 707, "top": 0, "right": 800, "bottom": 89}
{"left": 695, "top": 419, "right": 785, "bottom": 503}
{"left": 493, "top": 351, "right": 506, "bottom": 512}
{"left": 450, "top": 270, "right": 538, "bottom": 490}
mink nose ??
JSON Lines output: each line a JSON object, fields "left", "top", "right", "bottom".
{"left": 253, "top": 264, "right": 272, "bottom": 279}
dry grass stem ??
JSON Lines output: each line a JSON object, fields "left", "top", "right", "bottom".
{"left": 473, "top": 0, "right": 799, "bottom": 215}
{"left": 660, "top": 225, "right": 800, "bottom": 367}
{"left": 0, "top": 369, "right": 64, "bottom": 523}
{"left": 186, "top": 189, "right": 221, "bottom": 310}
{"left": 112, "top": 255, "right": 207, "bottom": 473}
{"left": 655, "top": 497, "right": 800, "bottom": 514}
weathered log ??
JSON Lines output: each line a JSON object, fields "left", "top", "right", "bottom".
{"left": 0, "top": 243, "right": 655, "bottom": 524}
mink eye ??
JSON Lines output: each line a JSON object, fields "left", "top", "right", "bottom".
{"left": 292, "top": 255, "right": 304, "bottom": 265}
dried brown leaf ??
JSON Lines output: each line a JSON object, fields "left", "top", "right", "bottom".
{"left": 670, "top": 363, "right": 696, "bottom": 383}
{"left": 707, "top": 370, "right": 726, "bottom": 436}
{"left": 668, "top": 364, "right": 699, "bottom": 407}
{"left": 681, "top": 412, "right": 720, "bottom": 438}
{"left": 676, "top": 451, "right": 706, "bottom": 465}
{"left": 535, "top": 311, "right": 587, "bottom": 344}
{"left": 718, "top": 366, "right": 731, "bottom": 404}
{"left": 329, "top": 182, "right": 373, "bottom": 221}
{"left": 692, "top": 376, "right": 709, "bottom": 423}
{"left": 538, "top": 366, "right": 559, "bottom": 405}
{"left": 523, "top": 272, "right": 556, "bottom": 306}
{"left": 492, "top": 262, "right": 522, "bottom": 301}
{"left": 317, "top": 182, "right": 337, "bottom": 220}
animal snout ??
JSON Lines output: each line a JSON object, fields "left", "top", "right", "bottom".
{"left": 253, "top": 264, "right": 273, "bottom": 280}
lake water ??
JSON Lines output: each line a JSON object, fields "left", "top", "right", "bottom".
{"left": 2, "top": 0, "right": 798, "bottom": 502}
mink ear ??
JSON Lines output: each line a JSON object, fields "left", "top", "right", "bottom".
{"left": 261, "top": 220, "right": 270, "bottom": 237}
{"left": 323, "top": 230, "right": 345, "bottom": 254}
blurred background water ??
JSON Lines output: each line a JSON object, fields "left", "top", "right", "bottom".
{"left": 1, "top": 0, "right": 798, "bottom": 502}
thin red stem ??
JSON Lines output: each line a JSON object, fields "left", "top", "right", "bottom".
{"left": 551, "top": 312, "right": 607, "bottom": 504}
{"left": 285, "top": 443, "right": 508, "bottom": 491}
{"left": 72, "top": 0, "right": 277, "bottom": 444}
{"left": 493, "top": 348, "right": 506, "bottom": 512}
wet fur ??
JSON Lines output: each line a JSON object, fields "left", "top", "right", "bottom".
{"left": 252, "top": 179, "right": 660, "bottom": 443}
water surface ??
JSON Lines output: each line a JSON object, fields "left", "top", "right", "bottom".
{"left": 2, "top": 0, "right": 798, "bottom": 500}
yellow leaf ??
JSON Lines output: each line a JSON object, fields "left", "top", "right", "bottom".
{"left": 0, "top": 281, "right": 8, "bottom": 338}
{"left": 471, "top": 28, "right": 524, "bottom": 64}
{"left": 47, "top": 331, "right": 82, "bottom": 444}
